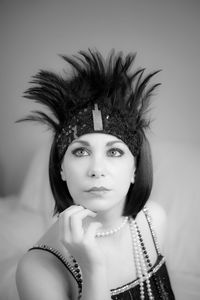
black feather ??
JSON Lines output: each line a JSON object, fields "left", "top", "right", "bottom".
{"left": 18, "top": 49, "right": 161, "bottom": 135}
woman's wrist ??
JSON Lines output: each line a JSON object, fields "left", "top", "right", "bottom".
{"left": 81, "top": 266, "right": 111, "bottom": 300}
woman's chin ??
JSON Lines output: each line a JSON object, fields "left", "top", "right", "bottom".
{"left": 75, "top": 197, "right": 123, "bottom": 215}
{"left": 75, "top": 199, "right": 111, "bottom": 213}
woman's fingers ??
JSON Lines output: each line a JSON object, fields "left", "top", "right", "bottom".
{"left": 70, "top": 209, "right": 96, "bottom": 240}
{"left": 59, "top": 206, "right": 105, "bottom": 268}
{"left": 59, "top": 205, "right": 97, "bottom": 245}
{"left": 59, "top": 205, "right": 84, "bottom": 242}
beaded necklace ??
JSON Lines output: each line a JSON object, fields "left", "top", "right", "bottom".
{"left": 70, "top": 212, "right": 157, "bottom": 299}
{"left": 94, "top": 208, "right": 158, "bottom": 299}
{"left": 95, "top": 216, "right": 129, "bottom": 237}
{"left": 82, "top": 212, "right": 157, "bottom": 299}
{"left": 129, "top": 217, "right": 154, "bottom": 299}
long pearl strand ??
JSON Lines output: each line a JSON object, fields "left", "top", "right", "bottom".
{"left": 129, "top": 218, "right": 154, "bottom": 300}
{"left": 131, "top": 220, "right": 145, "bottom": 299}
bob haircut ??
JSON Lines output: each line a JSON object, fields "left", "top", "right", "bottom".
{"left": 49, "top": 128, "right": 153, "bottom": 218}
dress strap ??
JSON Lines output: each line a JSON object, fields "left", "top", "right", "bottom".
{"left": 143, "top": 206, "right": 161, "bottom": 255}
{"left": 28, "top": 244, "right": 82, "bottom": 298}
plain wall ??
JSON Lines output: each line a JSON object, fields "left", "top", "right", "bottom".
{"left": 0, "top": 0, "right": 199, "bottom": 196}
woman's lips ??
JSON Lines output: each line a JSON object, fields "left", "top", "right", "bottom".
{"left": 85, "top": 187, "right": 111, "bottom": 196}
{"left": 86, "top": 186, "right": 111, "bottom": 192}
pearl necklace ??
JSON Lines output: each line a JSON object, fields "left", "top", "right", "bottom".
{"left": 129, "top": 216, "right": 154, "bottom": 300}
{"left": 95, "top": 216, "right": 128, "bottom": 237}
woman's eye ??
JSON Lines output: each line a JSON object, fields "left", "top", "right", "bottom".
{"left": 72, "top": 148, "right": 90, "bottom": 157}
{"left": 107, "top": 148, "right": 124, "bottom": 157}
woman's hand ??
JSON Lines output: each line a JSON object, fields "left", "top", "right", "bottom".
{"left": 59, "top": 205, "right": 105, "bottom": 273}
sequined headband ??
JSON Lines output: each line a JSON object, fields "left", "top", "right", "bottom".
{"left": 56, "top": 103, "right": 141, "bottom": 160}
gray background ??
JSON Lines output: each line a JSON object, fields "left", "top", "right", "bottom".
{"left": 0, "top": 0, "right": 199, "bottom": 196}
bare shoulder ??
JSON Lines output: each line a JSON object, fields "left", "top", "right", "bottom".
{"left": 16, "top": 247, "right": 71, "bottom": 300}
{"left": 145, "top": 201, "right": 167, "bottom": 250}
{"left": 146, "top": 201, "right": 167, "bottom": 226}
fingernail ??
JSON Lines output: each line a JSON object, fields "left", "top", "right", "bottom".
{"left": 91, "top": 212, "right": 97, "bottom": 217}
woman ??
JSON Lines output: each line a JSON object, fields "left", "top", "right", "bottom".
{"left": 16, "top": 50, "right": 175, "bottom": 299}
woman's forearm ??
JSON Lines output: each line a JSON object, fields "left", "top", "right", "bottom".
{"left": 81, "top": 266, "right": 112, "bottom": 300}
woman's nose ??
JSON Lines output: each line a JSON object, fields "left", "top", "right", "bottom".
{"left": 87, "top": 157, "right": 106, "bottom": 178}
{"left": 88, "top": 169, "right": 105, "bottom": 178}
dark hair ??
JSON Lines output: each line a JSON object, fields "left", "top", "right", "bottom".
{"left": 49, "top": 128, "right": 153, "bottom": 217}
{"left": 124, "top": 130, "right": 153, "bottom": 217}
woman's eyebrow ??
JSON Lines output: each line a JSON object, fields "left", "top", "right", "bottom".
{"left": 106, "top": 141, "right": 124, "bottom": 147}
{"left": 71, "top": 140, "right": 124, "bottom": 147}
{"left": 71, "top": 140, "right": 90, "bottom": 146}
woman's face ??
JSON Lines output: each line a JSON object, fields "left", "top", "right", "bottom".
{"left": 61, "top": 133, "right": 135, "bottom": 214}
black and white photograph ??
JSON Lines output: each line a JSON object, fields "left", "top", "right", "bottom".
{"left": 0, "top": 1, "right": 199, "bottom": 299}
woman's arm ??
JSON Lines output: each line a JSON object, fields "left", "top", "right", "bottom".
{"left": 16, "top": 250, "right": 72, "bottom": 300}
{"left": 81, "top": 266, "right": 111, "bottom": 300}
{"left": 16, "top": 205, "right": 112, "bottom": 300}
{"left": 59, "top": 205, "right": 112, "bottom": 300}
{"left": 16, "top": 254, "right": 111, "bottom": 300}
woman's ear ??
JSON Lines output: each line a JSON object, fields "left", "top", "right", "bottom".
{"left": 131, "top": 166, "right": 136, "bottom": 184}
{"left": 60, "top": 168, "right": 66, "bottom": 181}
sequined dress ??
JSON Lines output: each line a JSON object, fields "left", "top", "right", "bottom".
{"left": 29, "top": 209, "right": 175, "bottom": 299}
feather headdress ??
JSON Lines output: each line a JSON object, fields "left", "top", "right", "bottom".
{"left": 20, "top": 49, "right": 160, "bottom": 158}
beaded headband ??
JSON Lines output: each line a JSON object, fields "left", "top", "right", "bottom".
{"left": 18, "top": 49, "right": 161, "bottom": 160}
{"left": 56, "top": 102, "right": 140, "bottom": 159}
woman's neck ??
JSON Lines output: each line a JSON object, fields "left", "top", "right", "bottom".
{"left": 84, "top": 204, "right": 126, "bottom": 232}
